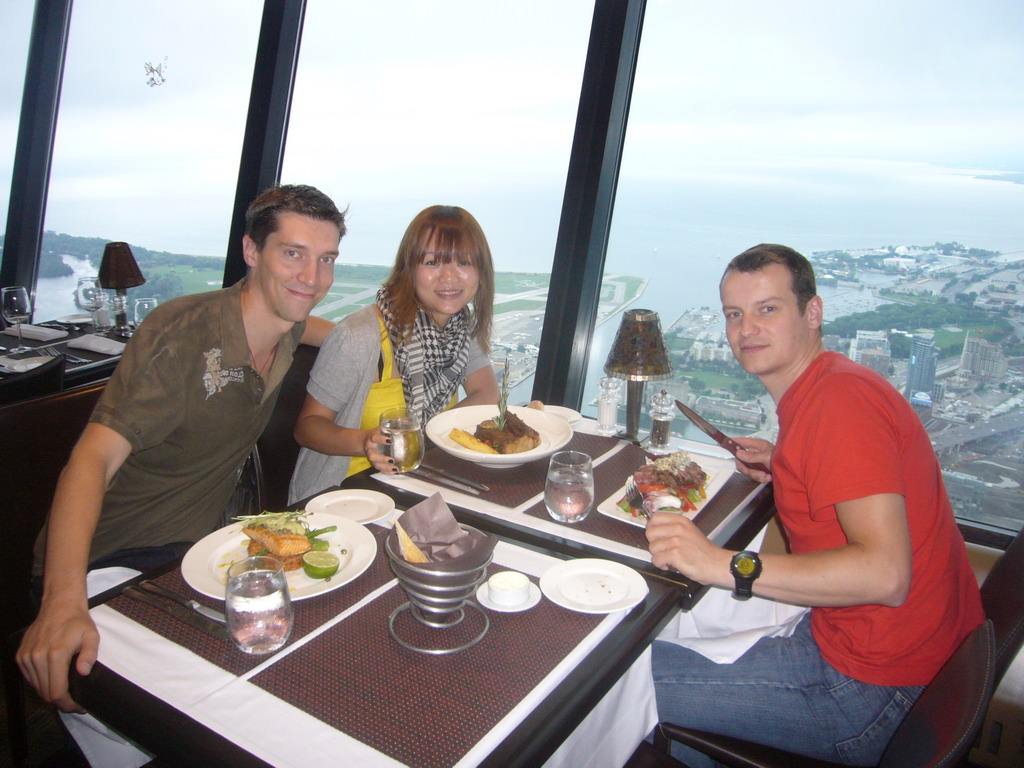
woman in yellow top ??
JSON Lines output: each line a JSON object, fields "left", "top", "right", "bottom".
{"left": 288, "top": 206, "right": 499, "bottom": 502}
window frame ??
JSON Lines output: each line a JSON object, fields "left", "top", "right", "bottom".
{"left": 1, "top": 0, "right": 1012, "bottom": 547}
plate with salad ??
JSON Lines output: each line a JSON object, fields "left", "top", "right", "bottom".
{"left": 596, "top": 451, "right": 717, "bottom": 528}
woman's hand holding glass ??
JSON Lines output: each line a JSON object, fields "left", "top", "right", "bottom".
{"left": 364, "top": 427, "right": 396, "bottom": 473}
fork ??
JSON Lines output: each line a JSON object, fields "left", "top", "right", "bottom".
{"left": 39, "top": 346, "right": 90, "bottom": 365}
{"left": 625, "top": 475, "right": 649, "bottom": 519}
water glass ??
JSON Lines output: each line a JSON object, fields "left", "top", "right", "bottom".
{"left": 380, "top": 406, "right": 424, "bottom": 473}
{"left": 133, "top": 297, "right": 158, "bottom": 327}
{"left": 225, "top": 556, "right": 293, "bottom": 655}
{"left": 544, "top": 450, "right": 595, "bottom": 524}
{"left": 1, "top": 286, "right": 33, "bottom": 353}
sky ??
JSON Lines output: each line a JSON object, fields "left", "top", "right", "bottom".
{"left": 2, "top": 0, "right": 1022, "bottom": 272}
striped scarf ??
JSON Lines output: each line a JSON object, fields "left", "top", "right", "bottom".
{"left": 376, "top": 287, "right": 472, "bottom": 424}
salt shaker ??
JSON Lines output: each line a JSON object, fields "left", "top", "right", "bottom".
{"left": 596, "top": 377, "right": 620, "bottom": 436}
{"left": 648, "top": 389, "right": 674, "bottom": 454}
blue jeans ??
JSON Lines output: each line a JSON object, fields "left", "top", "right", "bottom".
{"left": 652, "top": 614, "right": 922, "bottom": 767}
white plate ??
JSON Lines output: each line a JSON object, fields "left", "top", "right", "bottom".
{"left": 597, "top": 468, "right": 720, "bottom": 529}
{"left": 475, "top": 581, "right": 542, "bottom": 613}
{"left": 0, "top": 355, "right": 49, "bottom": 373}
{"left": 540, "top": 559, "right": 648, "bottom": 614}
{"left": 543, "top": 405, "right": 582, "bottom": 425}
{"left": 425, "top": 404, "right": 574, "bottom": 468}
{"left": 181, "top": 512, "right": 377, "bottom": 601}
{"left": 304, "top": 489, "right": 395, "bottom": 525}
{"left": 56, "top": 314, "right": 92, "bottom": 323}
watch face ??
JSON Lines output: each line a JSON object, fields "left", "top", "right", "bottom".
{"left": 735, "top": 556, "right": 757, "bottom": 577}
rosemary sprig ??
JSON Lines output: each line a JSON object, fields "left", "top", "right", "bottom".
{"left": 495, "top": 355, "right": 510, "bottom": 430}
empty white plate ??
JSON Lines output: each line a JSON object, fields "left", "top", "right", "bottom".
{"left": 303, "top": 488, "right": 396, "bottom": 525}
{"left": 540, "top": 558, "right": 648, "bottom": 614}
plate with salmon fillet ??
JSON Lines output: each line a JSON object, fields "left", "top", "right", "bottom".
{"left": 181, "top": 511, "right": 376, "bottom": 600}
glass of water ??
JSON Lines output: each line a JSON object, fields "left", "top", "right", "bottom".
{"left": 225, "top": 555, "right": 293, "bottom": 655}
{"left": 544, "top": 450, "right": 595, "bottom": 524}
{"left": 380, "top": 406, "right": 424, "bottom": 473}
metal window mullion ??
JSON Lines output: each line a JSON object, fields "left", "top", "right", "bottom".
{"left": 222, "top": 0, "right": 307, "bottom": 288}
{"left": 531, "top": 0, "right": 646, "bottom": 409}
{"left": 1, "top": 0, "right": 73, "bottom": 299}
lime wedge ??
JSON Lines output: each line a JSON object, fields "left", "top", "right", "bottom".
{"left": 302, "top": 551, "right": 340, "bottom": 579}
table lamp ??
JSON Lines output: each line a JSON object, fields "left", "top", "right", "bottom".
{"left": 99, "top": 241, "right": 146, "bottom": 337}
{"left": 603, "top": 308, "right": 672, "bottom": 442}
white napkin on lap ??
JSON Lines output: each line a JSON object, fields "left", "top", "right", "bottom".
{"left": 2, "top": 324, "right": 67, "bottom": 341}
{"left": 69, "top": 334, "right": 126, "bottom": 355}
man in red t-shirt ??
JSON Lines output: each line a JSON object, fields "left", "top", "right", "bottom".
{"left": 646, "top": 243, "right": 983, "bottom": 766}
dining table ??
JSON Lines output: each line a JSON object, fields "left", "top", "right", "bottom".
{"left": 0, "top": 317, "right": 123, "bottom": 387}
{"left": 66, "top": 413, "right": 776, "bottom": 767}
{"left": 70, "top": 524, "right": 679, "bottom": 768}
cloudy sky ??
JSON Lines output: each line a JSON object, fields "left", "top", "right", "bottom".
{"left": 2, "top": 0, "right": 1022, "bottom": 271}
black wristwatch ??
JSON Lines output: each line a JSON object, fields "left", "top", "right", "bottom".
{"left": 730, "top": 551, "right": 762, "bottom": 600}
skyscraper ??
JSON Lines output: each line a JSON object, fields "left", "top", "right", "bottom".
{"left": 905, "top": 334, "right": 937, "bottom": 399}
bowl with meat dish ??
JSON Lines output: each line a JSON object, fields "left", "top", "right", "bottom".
{"left": 425, "top": 404, "right": 574, "bottom": 468}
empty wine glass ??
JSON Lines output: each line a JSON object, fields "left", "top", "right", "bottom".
{"left": 75, "top": 277, "right": 102, "bottom": 312}
{"left": 133, "top": 297, "right": 158, "bottom": 327}
{"left": 1, "top": 286, "right": 33, "bottom": 354}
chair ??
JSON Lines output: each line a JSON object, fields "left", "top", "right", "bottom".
{"left": 0, "top": 380, "right": 107, "bottom": 767}
{"left": 979, "top": 526, "right": 1024, "bottom": 686}
{"left": 254, "top": 343, "right": 318, "bottom": 511}
{"left": 654, "top": 619, "right": 995, "bottom": 768}
{"left": 0, "top": 353, "right": 65, "bottom": 406}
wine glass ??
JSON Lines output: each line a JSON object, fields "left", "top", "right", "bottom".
{"left": 133, "top": 297, "right": 158, "bottom": 327}
{"left": 1, "top": 286, "right": 33, "bottom": 354}
{"left": 75, "top": 277, "right": 102, "bottom": 313}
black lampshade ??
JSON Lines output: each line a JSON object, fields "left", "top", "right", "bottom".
{"left": 98, "top": 242, "right": 146, "bottom": 290}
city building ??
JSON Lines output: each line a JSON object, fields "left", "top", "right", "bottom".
{"left": 849, "top": 330, "right": 891, "bottom": 376}
{"left": 905, "top": 334, "right": 938, "bottom": 400}
{"left": 961, "top": 331, "right": 1008, "bottom": 381}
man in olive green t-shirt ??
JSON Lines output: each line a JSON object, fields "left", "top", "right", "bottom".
{"left": 18, "top": 184, "right": 346, "bottom": 716}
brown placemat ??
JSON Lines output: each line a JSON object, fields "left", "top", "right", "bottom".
{"left": 250, "top": 567, "right": 603, "bottom": 768}
{"left": 106, "top": 527, "right": 396, "bottom": 676}
{"left": 421, "top": 431, "right": 621, "bottom": 508}
{"left": 524, "top": 448, "right": 759, "bottom": 550}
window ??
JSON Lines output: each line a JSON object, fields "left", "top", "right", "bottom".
{"left": 0, "top": 2, "right": 34, "bottom": 244}
{"left": 283, "top": 0, "right": 593, "bottom": 402}
{"left": 33, "top": 0, "right": 261, "bottom": 320}
{"left": 587, "top": 1, "right": 1024, "bottom": 533}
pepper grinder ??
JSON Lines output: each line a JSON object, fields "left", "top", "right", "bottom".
{"left": 648, "top": 389, "right": 675, "bottom": 454}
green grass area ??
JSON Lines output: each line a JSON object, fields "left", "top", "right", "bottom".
{"left": 496, "top": 299, "right": 546, "bottom": 312}
{"left": 933, "top": 324, "right": 1009, "bottom": 350}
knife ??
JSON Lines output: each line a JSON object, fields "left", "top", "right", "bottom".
{"left": 674, "top": 400, "right": 770, "bottom": 474}
{"left": 137, "top": 580, "right": 227, "bottom": 625}
{"left": 419, "top": 463, "right": 490, "bottom": 493}
{"left": 407, "top": 467, "right": 482, "bottom": 495}
{"left": 123, "top": 585, "right": 231, "bottom": 640}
